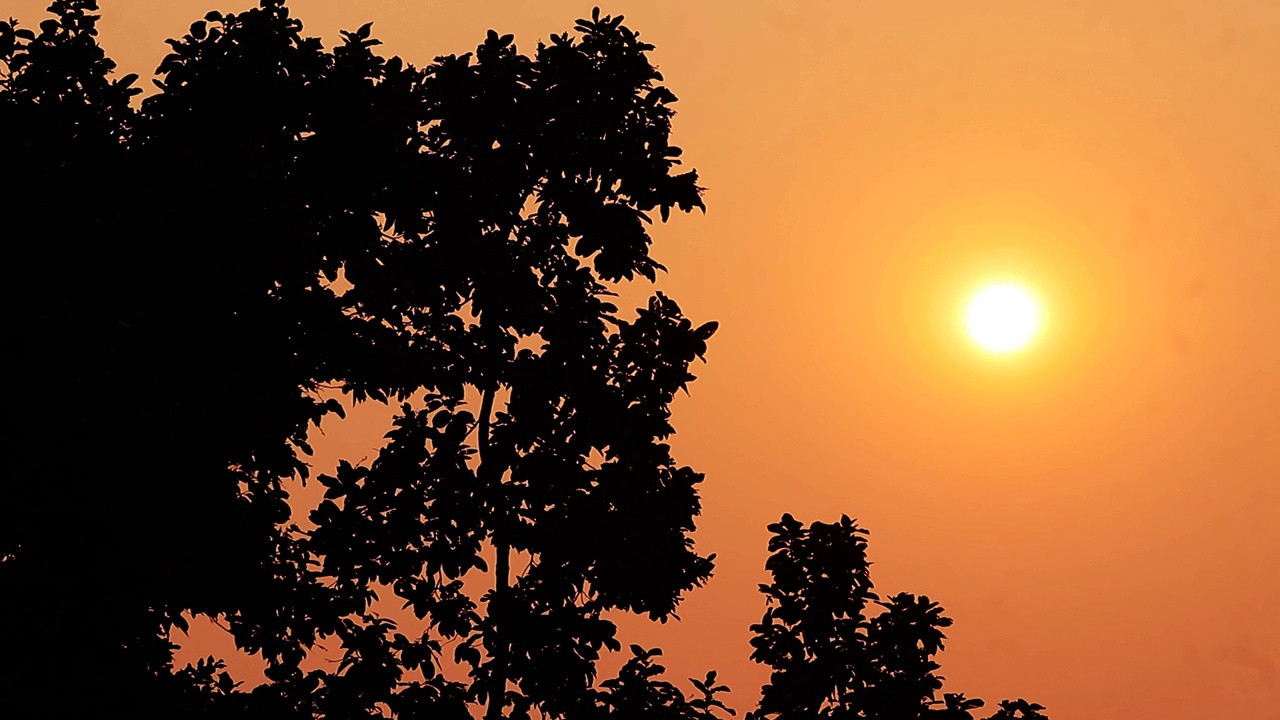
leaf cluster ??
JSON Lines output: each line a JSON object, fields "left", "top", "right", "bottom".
{"left": 747, "top": 515, "right": 1048, "bottom": 720}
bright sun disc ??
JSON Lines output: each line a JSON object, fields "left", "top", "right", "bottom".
{"left": 965, "top": 283, "right": 1041, "bottom": 353}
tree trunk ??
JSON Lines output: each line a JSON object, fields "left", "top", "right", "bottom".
{"left": 479, "top": 386, "right": 508, "bottom": 720}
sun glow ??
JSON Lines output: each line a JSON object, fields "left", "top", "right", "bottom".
{"left": 965, "top": 282, "right": 1041, "bottom": 353}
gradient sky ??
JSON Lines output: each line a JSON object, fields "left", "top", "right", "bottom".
{"left": 16, "top": 1, "right": 1279, "bottom": 717}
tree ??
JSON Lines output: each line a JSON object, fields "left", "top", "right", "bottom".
{"left": 1, "top": 1, "right": 715, "bottom": 717}
{"left": 2, "top": 4, "right": 1054, "bottom": 719}
{"left": 748, "top": 515, "right": 1048, "bottom": 720}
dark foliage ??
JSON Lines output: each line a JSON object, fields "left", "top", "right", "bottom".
{"left": 2, "top": 1, "right": 713, "bottom": 717}
{"left": 748, "top": 515, "right": 1048, "bottom": 720}
{"left": 1, "top": 3, "right": 1050, "bottom": 719}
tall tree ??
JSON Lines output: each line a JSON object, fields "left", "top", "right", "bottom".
{"left": 748, "top": 515, "right": 1049, "bottom": 720}
{"left": 1, "top": 1, "right": 715, "bottom": 717}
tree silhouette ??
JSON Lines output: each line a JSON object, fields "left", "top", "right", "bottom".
{"left": 2, "top": 3, "right": 1052, "bottom": 719}
{"left": 2, "top": 1, "right": 713, "bottom": 717}
{"left": 748, "top": 515, "right": 1048, "bottom": 720}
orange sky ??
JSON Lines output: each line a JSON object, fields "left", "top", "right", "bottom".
{"left": 16, "top": 1, "right": 1279, "bottom": 717}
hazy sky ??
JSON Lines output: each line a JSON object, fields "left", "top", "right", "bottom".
{"left": 14, "top": 1, "right": 1279, "bottom": 717}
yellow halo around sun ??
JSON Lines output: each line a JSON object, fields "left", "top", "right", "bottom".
{"left": 965, "top": 282, "right": 1042, "bottom": 353}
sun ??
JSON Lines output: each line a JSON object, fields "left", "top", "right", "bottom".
{"left": 965, "top": 282, "right": 1042, "bottom": 353}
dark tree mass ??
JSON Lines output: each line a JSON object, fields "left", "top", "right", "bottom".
{"left": 747, "top": 516, "right": 1048, "bottom": 720}
{"left": 0, "top": 2, "right": 1048, "bottom": 719}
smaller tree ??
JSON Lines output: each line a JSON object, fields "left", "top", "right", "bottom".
{"left": 748, "top": 514, "right": 1048, "bottom": 720}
